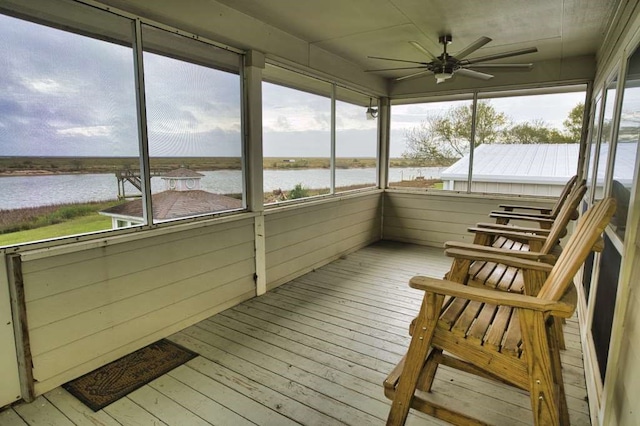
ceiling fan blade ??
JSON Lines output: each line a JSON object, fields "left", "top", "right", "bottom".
{"left": 467, "top": 63, "right": 533, "bottom": 69}
{"left": 454, "top": 36, "right": 492, "bottom": 60}
{"left": 455, "top": 68, "right": 494, "bottom": 80}
{"left": 462, "top": 47, "right": 538, "bottom": 65}
{"left": 365, "top": 66, "right": 428, "bottom": 72}
{"left": 396, "top": 69, "right": 433, "bottom": 81}
{"left": 408, "top": 41, "right": 438, "bottom": 61}
{"left": 368, "top": 55, "right": 427, "bottom": 65}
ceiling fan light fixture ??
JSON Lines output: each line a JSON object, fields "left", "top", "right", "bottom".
{"left": 434, "top": 72, "right": 453, "bottom": 84}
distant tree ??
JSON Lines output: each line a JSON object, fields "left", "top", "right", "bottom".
{"left": 403, "top": 101, "right": 508, "bottom": 165}
{"left": 503, "top": 119, "right": 571, "bottom": 144}
{"left": 563, "top": 102, "right": 584, "bottom": 142}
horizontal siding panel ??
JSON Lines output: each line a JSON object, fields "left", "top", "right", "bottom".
{"left": 33, "top": 285, "right": 254, "bottom": 396}
{"left": 29, "top": 251, "right": 255, "bottom": 356}
{"left": 383, "top": 216, "right": 470, "bottom": 237}
{"left": 22, "top": 218, "right": 254, "bottom": 274}
{"left": 26, "top": 238, "right": 254, "bottom": 330}
{"left": 32, "top": 275, "right": 255, "bottom": 388}
{"left": 383, "top": 225, "right": 472, "bottom": 247}
{"left": 267, "top": 218, "right": 378, "bottom": 267}
{"left": 23, "top": 219, "right": 254, "bottom": 302}
{"left": 267, "top": 226, "right": 379, "bottom": 289}
{"left": 265, "top": 194, "right": 382, "bottom": 289}
{"left": 383, "top": 192, "right": 553, "bottom": 247}
{"left": 266, "top": 207, "right": 379, "bottom": 254}
{"left": 266, "top": 194, "right": 381, "bottom": 237}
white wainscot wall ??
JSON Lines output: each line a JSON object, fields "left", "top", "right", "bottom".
{"left": 382, "top": 190, "right": 555, "bottom": 247}
{"left": 20, "top": 217, "right": 257, "bottom": 395}
{"left": 265, "top": 192, "right": 383, "bottom": 290}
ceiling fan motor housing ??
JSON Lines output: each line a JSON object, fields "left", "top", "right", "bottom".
{"left": 438, "top": 34, "right": 453, "bottom": 45}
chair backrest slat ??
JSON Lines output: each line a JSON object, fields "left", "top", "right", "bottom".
{"left": 539, "top": 181, "right": 587, "bottom": 254}
{"left": 538, "top": 198, "right": 616, "bottom": 301}
{"left": 551, "top": 175, "right": 579, "bottom": 217}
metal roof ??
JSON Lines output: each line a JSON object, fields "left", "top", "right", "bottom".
{"left": 441, "top": 143, "right": 580, "bottom": 184}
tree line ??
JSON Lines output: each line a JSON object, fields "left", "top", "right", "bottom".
{"left": 403, "top": 101, "right": 584, "bottom": 165}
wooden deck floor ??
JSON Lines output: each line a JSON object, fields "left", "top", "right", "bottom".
{"left": 0, "top": 241, "right": 590, "bottom": 425}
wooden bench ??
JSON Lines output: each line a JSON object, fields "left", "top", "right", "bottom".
{"left": 384, "top": 198, "right": 616, "bottom": 426}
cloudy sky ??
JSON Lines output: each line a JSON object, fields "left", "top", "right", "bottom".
{"left": 0, "top": 12, "right": 588, "bottom": 161}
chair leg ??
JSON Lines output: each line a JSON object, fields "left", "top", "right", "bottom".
{"left": 554, "top": 319, "right": 566, "bottom": 350}
{"left": 387, "top": 292, "right": 443, "bottom": 426}
{"left": 417, "top": 349, "right": 442, "bottom": 392}
{"left": 547, "top": 318, "right": 570, "bottom": 425}
{"left": 519, "top": 309, "right": 560, "bottom": 426}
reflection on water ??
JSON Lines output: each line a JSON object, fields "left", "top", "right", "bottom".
{"left": 0, "top": 167, "right": 444, "bottom": 210}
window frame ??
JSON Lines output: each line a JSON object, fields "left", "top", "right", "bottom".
{"left": 0, "top": 0, "right": 249, "bottom": 251}
{"left": 389, "top": 83, "right": 589, "bottom": 197}
{"left": 261, "top": 62, "right": 381, "bottom": 208}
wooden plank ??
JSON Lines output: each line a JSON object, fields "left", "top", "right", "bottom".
{"left": 127, "top": 385, "right": 211, "bottom": 426}
{"left": 502, "top": 312, "right": 522, "bottom": 356}
{"left": 0, "top": 254, "right": 22, "bottom": 408}
{"left": 167, "top": 365, "right": 298, "bottom": 426}
{"left": 483, "top": 305, "right": 513, "bottom": 351}
{"left": 0, "top": 409, "right": 28, "bottom": 426}
{"left": 467, "top": 304, "right": 499, "bottom": 343}
{"left": 7, "top": 255, "right": 34, "bottom": 402}
{"left": 44, "top": 388, "right": 121, "bottom": 426}
{"left": 103, "top": 396, "right": 168, "bottom": 426}
{"left": 452, "top": 300, "right": 483, "bottom": 337}
{"left": 171, "top": 334, "right": 356, "bottom": 425}
{"left": 13, "top": 396, "right": 73, "bottom": 426}
{"left": 187, "top": 321, "right": 390, "bottom": 421}
{"left": 202, "top": 314, "right": 387, "bottom": 395}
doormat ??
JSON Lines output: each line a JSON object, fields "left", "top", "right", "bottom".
{"left": 62, "top": 339, "right": 197, "bottom": 411}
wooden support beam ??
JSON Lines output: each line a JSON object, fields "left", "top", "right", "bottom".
{"left": 7, "top": 254, "right": 34, "bottom": 402}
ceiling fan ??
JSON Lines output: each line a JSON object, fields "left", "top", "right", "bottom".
{"left": 366, "top": 35, "right": 538, "bottom": 84}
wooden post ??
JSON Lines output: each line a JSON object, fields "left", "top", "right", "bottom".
{"left": 7, "top": 254, "right": 35, "bottom": 402}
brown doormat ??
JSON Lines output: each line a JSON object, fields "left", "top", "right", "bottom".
{"left": 62, "top": 339, "right": 197, "bottom": 411}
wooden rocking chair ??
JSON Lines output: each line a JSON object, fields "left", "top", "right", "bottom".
{"left": 384, "top": 198, "right": 615, "bottom": 425}
{"left": 489, "top": 175, "right": 580, "bottom": 229}
{"left": 444, "top": 181, "right": 587, "bottom": 295}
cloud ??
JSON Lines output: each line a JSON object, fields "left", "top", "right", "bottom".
{"left": 0, "top": 13, "right": 242, "bottom": 158}
{"left": 57, "top": 125, "right": 113, "bottom": 137}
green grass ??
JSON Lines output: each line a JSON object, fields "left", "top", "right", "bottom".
{"left": 0, "top": 214, "right": 112, "bottom": 246}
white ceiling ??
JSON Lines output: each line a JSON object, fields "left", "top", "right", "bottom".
{"left": 213, "top": 0, "right": 619, "bottom": 80}
{"left": 97, "top": 0, "right": 620, "bottom": 94}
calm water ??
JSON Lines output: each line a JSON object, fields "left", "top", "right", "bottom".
{"left": 0, "top": 167, "right": 444, "bottom": 210}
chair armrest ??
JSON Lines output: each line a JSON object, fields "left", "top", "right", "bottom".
{"left": 475, "top": 222, "right": 552, "bottom": 235}
{"left": 467, "top": 226, "right": 548, "bottom": 245}
{"left": 489, "top": 210, "right": 555, "bottom": 222}
{"left": 498, "top": 204, "right": 553, "bottom": 215}
{"left": 489, "top": 211, "right": 556, "bottom": 223}
{"left": 409, "top": 276, "right": 574, "bottom": 317}
{"left": 443, "top": 241, "right": 557, "bottom": 264}
{"left": 444, "top": 247, "right": 554, "bottom": 272}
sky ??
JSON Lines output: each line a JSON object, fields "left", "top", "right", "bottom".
{"left": 0, "top": 11, "right": 596, "bottom": 161}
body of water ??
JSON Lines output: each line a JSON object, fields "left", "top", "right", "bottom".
{"left": 0, "top": 167, "right": 445, "bottom": 210}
